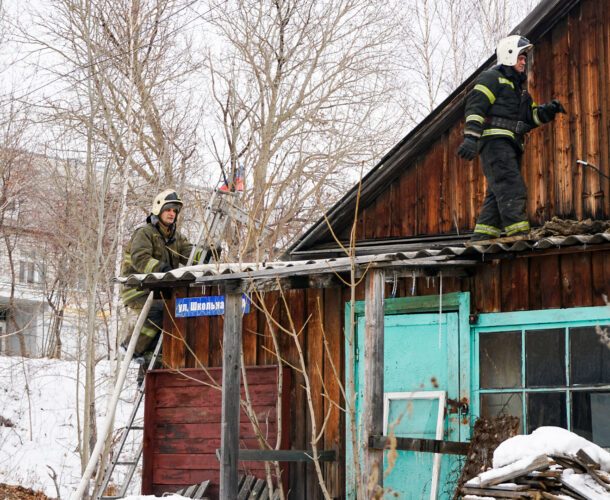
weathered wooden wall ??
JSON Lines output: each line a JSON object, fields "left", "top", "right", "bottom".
{"left": 162, "top": 286, "right": 348, "bottom": 500}
{"left": 142, "top": 366, "right": 290, "bottom": 497}
{"left": 158, "top": 247, "right": 609, "bottom": 499}
{"left": 342, "top": 0, "right": 609, "bottom": 242}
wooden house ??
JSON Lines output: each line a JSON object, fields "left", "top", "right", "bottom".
{"left": 119, "top": 0, "right": 610, "bottom": 497}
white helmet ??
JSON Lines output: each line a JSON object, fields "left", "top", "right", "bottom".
{"left": 150, "top": 189, "right": 183, "bottom": 216}
{"left": 496, "top": 35, "right": 533, "bottom": 66}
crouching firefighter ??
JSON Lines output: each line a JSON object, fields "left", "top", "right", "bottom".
{"left": 457, "top": 35, "right": 566, "bottom": 243}
{"left": 120, "top": 190, "right": 203, "bottom": 383}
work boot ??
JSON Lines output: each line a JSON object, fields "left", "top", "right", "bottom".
{"left": 136, "top": 365, "right": 146, "bottom": 387}
{"left": 466, "top": 233, "right": 499, "bottom": 246}
{"left": 495, "top": 231, "right": 531, "bottom": 244}
{"left": 135, "top": 351, "right": 163, "bottom": 387}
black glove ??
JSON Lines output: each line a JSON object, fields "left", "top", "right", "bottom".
{"left": 551, "top": 99, "right": 567, "bottom": 114}
{"left": 158, "top": 263, "right": 172, "bottom": 273}
{"left": 457, "top": 136, "right": 478, "bottom": 161}
{"left": 538, "top": 99, "right": 567, "bottom": 122}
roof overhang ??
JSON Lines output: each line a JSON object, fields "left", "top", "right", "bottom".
{"left": 116, "top": 231, "right": 610, "bottom": 293}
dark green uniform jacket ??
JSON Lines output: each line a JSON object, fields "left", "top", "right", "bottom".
{"left": 121, "top": 222, "right": 199, "bottom": 306}
{"left": 464, "top": 64, "right": 550, "bottom": 152}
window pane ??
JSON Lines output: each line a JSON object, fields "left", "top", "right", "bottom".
{"left": 570, "top": 326, "right": 610, "bottom": 385}
{"left": 480, "top": 393, "right": 523, "bottom": 434}
{"left": 18, "top": 261, "right": 26, "bottom": 283}
{"left": 572, "top": 391, "right": 610, "bottom": 447}
{"left": 480, "top": 331, "right": 521, "bottom": 389}
{"left": 526, "top": 329, "right": 565, "bottom": 387}
{"left": 388, "top": 398, "right": 439, "bottom": 439}
{"left": 527, "top": 392, "right": 566, "bottom": 433}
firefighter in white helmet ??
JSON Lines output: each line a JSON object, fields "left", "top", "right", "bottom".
{"left": 120, "top": 190, "right": 202, "bottom": 382}
{"left": 457, "top": 35, "right": 566, "bottom": 243}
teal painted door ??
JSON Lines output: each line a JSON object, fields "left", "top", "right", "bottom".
{"left": 351, "top": 312, "right": 462, "bottom": 499}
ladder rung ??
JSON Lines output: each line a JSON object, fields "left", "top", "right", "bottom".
{"left": 116, "top": 460, "right": 138, "bottom": 465}
{"left": 100, "top": 496, "right": 122, "bottom": 499}
{"left": 129, "top": 425, "right": 144, "bottom": 430}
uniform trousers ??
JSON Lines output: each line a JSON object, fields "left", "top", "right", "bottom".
{"left": 472, "top": 138, "right": 530, "bottom": 240}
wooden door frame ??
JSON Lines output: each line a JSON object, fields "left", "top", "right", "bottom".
{"left": 344, "top": 292, "right": 471, "bottom": 497}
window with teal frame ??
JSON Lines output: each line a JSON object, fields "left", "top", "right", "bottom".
{"left": 472, "top": 306, "right": 610, "bottom": 448}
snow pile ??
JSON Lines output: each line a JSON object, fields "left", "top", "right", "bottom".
{"left": 461, "top": 427, "right": 610, "bottom": 499}
{"left": 0, "top": 356, "right": 147, "bottom": 498}
{"left": 493, "top": 426, "right": 610, "bottom": 471}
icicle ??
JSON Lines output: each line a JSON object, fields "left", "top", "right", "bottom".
{"left": 411, "top": 271, "right": 416, "bottom": 295}
{"left": 426, "top": 276, "right": 430, "bottom": 288}
{"left": 438, "top": 272, "right": 443, "bottom": 348}
{"left": 391, "top": 272, "right": 398, "bottom": 298}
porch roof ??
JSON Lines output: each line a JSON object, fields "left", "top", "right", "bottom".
{"left": 115, "top": 231, "right": 610, "bottom": 292}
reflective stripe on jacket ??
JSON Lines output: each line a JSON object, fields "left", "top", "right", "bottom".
{"left": 463, "top": 65, "right": 550, "bottom": 151}
{"left": 120, "top": 223, "right": 200, "bottom": 306}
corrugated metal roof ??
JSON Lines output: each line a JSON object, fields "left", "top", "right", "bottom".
{"left": 115, "top": 232, "right": 610, "bottom": 287}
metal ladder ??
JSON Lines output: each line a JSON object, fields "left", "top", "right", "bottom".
{"left": 96, "top": 334, "right": 163, "bottom": 499}
{"left": 186, "top": 189, "right": 272, "bottom": 266}
{"left": 186, "top": 190, "right": 235, "bottom": 266}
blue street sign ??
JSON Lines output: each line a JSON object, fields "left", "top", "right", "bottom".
{"left": 175, "top": 295, "right": 250, "bottom": 317}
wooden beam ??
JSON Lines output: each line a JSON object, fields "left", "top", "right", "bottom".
{"left": 368, "top": 435, "right": 469, "bottom": 456}
{"left": 219, "top": 273, "right": 348, "bottom": 294}
{"left": 189, "top": 261, "right": 477, "bottom": 293}
{"left": 219, "top": 293, "right": 243, "bottom": 500}
{"left": 362, "top": 269, "right": 385, "bottom": 496}
{"left": 215, "top": 449, "right": 337, "bottom": 462}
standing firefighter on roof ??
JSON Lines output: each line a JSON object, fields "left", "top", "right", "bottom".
{"left": 120, "top": 190, "right": 203, "bottom": 383}
{"left": 457, "top": 35, "right": 567, "bottom": 243}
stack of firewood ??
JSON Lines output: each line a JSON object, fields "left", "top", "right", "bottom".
{"left": 460, "top": 449, "right": 610, "bottom": 499}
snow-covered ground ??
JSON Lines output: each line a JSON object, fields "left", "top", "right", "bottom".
{"left": 0, "top": 355, "right": 167, "bottom": 499}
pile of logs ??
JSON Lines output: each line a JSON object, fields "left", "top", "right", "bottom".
{"left": 460, "top": 449, "right": 610, "bottom": 499}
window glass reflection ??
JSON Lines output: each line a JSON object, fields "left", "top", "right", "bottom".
{"left": 570, "top": 326, "right": 610, "bottom": 385}
{"left": 480, "top": 331, "right": 521, "bottom": 389}
{"left": 527, "top": 392, "right": 566, "bottom": 433}
{"left": 572, "top": 391, "right": 610, "bottom": 447}
{"left": 480, "top": 393, "right": 523, "bottom": 434}
{"left": 526, "top": 329, "right": 565, "bottom": 387}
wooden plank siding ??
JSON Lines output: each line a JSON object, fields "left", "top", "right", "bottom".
{"left": 142, "top": 366, "right": 290, "bottom": 497}
{"left": 342, "top": 0, "right": 609, "bottom": 242}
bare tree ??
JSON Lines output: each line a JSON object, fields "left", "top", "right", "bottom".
{"left": 16, "top": 4, "right": 213, "bottom": 496}
{"left": 0, "top": 104, "right": 37, "bottom": 357}
{"left": 394, "top": 0, "right": 543, "bottom": 124}
{"left": 22, "top": 0, "right": 203, "bottom": 190}
{"left": 204, "top": 0, "right": 404, "bottom": 261}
